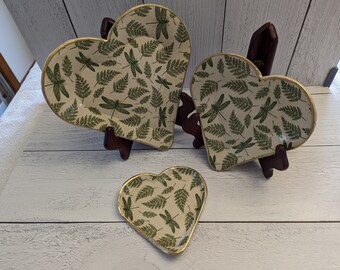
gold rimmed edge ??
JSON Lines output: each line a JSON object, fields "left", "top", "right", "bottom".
{"left": 117, "top": 166, "right": 208, "bottom": 256}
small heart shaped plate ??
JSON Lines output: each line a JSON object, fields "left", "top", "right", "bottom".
{"left": 118, "top": 167, "right": 207, "bottom": 255}
{"left": 41, "top": 4, "right": 191, "bottom": 150}
{"left": 190, "top": 53, "right": 316, "bottom": 171}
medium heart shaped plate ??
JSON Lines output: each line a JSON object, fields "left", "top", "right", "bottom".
{"left": 118, "top": 167, "right": 207, "bottom": 255}
{"left": 41, "top": 4, "right": 191, "bottom": 150}
{"left": 190, "top": 53, "right": 316, "bottom": 171}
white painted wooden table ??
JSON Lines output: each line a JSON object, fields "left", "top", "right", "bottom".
{"left": 1, "top": 71, "right": 340, "bottom": 269}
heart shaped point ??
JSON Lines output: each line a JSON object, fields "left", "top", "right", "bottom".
{"left": 190, "top": 53, "right": 316, "bottom": 171}
{"left": 118, "top": 167, "right": 207, "bottom": 255}
{"left": 42, "top": 4, "right": 191, "bottom": 150}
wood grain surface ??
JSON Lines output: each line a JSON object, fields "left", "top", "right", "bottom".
{"left": 1, "top": 144, "right": 340, "bottom": 222}
{"left": 5, "top": 0, "right": 339, "bottom": 85}
{"left": 287, "top": 0, "right": 340, "bottom": 85}
{"left": 1, "top": 223, "right": 340, "bottom": 269}
{"left": 63, "top": 0, "right": 142, "bottom": 37}
{"left": 222, "top": 0, "right": 310, "bottom": 76}
{"left": 4, "top": 0, "right": 76, "bottom": 68}
{"left": 4, "top": 0, "right": 340, "bottom": 87}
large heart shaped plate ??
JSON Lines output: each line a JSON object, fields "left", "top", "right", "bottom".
{"left": 41, "top": 4, "right": 191, "bottom": 150}
{"left": 190, "top": 53, "right": 316, "bottom": 171}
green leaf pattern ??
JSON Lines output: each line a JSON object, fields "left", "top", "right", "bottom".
{"left": 118, "top": 167, "right": 207, "bottom": 255}
{"left": 42, "top": 5, "right": 190, "bottom": 151}
{"left": 191, "top": 53, "right": 316, "bottom": 171}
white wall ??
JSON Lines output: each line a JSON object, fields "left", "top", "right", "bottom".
{"left": 0, "top": 0, "right": 34, "bottom": 82}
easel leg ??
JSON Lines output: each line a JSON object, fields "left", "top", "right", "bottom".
{"left": 258, "top": 145, "right": 289, "bottom": 178}
{"left": 100, "top": 17, "right": 115, "bottom": 39}
{"left": 182, "top": 113, "right": 204, "bottom": 148}
{"left": 176, "top": 92, "right": 204, "bottom": 148}
{"left": 104, "top": 127, "right": 133, "bottom": 160}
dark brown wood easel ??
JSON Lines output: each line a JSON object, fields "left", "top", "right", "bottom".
{"left": 175, "top": 22, "right": 289, "bottom": 178}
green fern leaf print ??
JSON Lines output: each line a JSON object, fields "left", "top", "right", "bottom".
{"left": 143, "top": 195, "right": 167, "bottom": 210}
{"left": 281, "top": 81, "right": 301, "bottom": 102}
{"left": 229, "top": 111, "right": 245, "bottom": 136}
{"left": 222, "top": 79, "right": 248, "bottom": 94}
{"left": 253, "top": 128, "right": 272, "bottom": 150}
{"left": 282, "top": 116, "right": 302, "bottom": 140}
{"left": 221, "top": 153, "right": 238, "bottom": 170}
{"left": 175, "top": 21, "right": 189, "bottom": 47}
{"left": 224, "top": 54, "right": 250, "bottom": 79}
{"left": 174, "top": 188, "right": 189, "bottom": 213}
{"left": 75, "top": 74, "right": 91, "bottom": 102}
{"left": 126, "top": 20, "right": 149, "bottom": 37}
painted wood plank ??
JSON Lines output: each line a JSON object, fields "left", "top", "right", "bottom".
{"left": 222, "top": 0, "right": 310, "bottom": 76}
{"left": 24, "top": 92, "right": 336, "bottom": 151}
{"left": 1, "top": 146, "right": 340, "bottom": 222}
{"left": 307, "top": 86, "right": 331, "bottom": 94}
{"left": 144, "top": 0, "right": 226, "bottom": 87}
{"left": 308, "top": 93, "right": 340, "bottom": 146}
{"left": 4, "top": 0, "right": 76, "bottom": 68}
{"left": 63, "top": 0, "right": 142, "bottom": 38}
{"left": 1, "top": 223, "right": 340, "bottom": 269}
{"left": 287, "top": 0, "right": 340, "bottom": 85}
{"left": 23, "top": 104, "right": 194, "bottom": 151}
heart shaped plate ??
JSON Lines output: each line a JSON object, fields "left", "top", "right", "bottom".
{"left": 118, "top": 167, "right": 207, "bottom": 255}
{"left": 41, "top": 4, "right": 191, "bottom": 150}
{"left": 190, "top": 53, "right": 316, "bottom": 171}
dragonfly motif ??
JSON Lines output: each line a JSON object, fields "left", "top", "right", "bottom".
{"left": 254, "top": 97, "right": 277, "bottom": 123}
{"left": 201, "top": 94, "right": 231, "bottom": 123}
{"left": 100, "top": 97, "right": 132, "bottom": 118}
{"left": 45, "top": 63, "right": 69, "bottom": 101}
{"left": 122, "top": 197, "right": 133, "bottom": 221}
{"left": 124, "top": 49, "right": 142, "bottom": 77}
{"left": 75, "top": 51, "right": 99, "bottom": 72}
{"left": 232, "top": 137, "right": 255, "bottom": 156}
{"left": 158, "top": 107, "right": 167, "bottom": 127}
{"left": 159, "top": 210, "right": 179, "bottom": 233}
{"left": 155, "top": 75, "right": 172, "bottom": 89}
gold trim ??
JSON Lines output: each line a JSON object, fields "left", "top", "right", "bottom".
{"left": 41, "top": 4, "right": 192, "bottom": 151}
{"left": 190, "top": 52, "right": 317, "bottom": 171}
{"left": 117, "top": 166, "right": 208, "bottom": 256}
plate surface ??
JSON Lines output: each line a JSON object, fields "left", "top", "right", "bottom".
{"left": 42, "top": 4, "right": 191, "bottom": 150}
{"left": 118, "top": 167, "right": 207, "bottom": 255}
{"left": 190, "top": 53, "right": 316, "bottom": 171}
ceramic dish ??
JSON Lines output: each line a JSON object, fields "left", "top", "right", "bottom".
{"left": 118, "top": 167, "right": 207, "bottom": 255}
{"left": 190, "top": 53, "right": 316, "bottom": 171}
{"left": 41, "top": 4, "right": 191, "bottom": 150}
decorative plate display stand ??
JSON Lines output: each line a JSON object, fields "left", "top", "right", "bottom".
{"left": 41, "top": 4, "right": 191, "bottom": 150}
{"left": 190, "top": 53, "right": 316, "bottom": 171}
{"left": 118, "top": 167, "right": 207, "bottom": 255}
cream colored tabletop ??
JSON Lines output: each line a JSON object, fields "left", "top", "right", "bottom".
{"left": 1, "top": 65, "right": 340, "bottom": 269}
